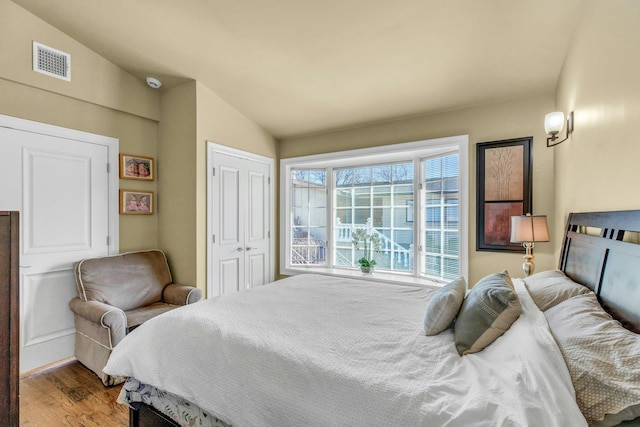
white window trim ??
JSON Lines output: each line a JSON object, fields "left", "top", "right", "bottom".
{"left": 280, "top": 135, "right": 469, "bottom": 287}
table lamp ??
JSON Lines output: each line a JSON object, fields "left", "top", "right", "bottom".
{"left": 510, "top": 214, "right": 550, "bottom": 277}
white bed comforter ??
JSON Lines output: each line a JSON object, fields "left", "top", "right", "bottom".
{"left": 104, "top": 274, "right": 587, "bottom": 427}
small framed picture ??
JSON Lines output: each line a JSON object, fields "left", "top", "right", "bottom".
{"left": 120, "top": 190, "right": 154, "bottom": 215}
{"left": 119, "top": 154, "right": 154, "bottom": 181}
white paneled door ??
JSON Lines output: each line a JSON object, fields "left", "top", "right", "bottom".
{"left": 209, "top": 148, "right": 272, "bottom": 297}
{"left": 0, "top": 116, "right": 117, "bottom": 372}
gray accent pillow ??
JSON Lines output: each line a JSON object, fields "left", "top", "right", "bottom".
{"left": 454, "top": 271, "right": 522, "bottom": 356}
{"left": 523, "top": 269, "right": 590, "bottom": 311}
{"left": 423, "top": 277, "right": 466, "bottom": 336}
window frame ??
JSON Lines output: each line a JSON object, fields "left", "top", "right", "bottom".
{"left": 280, "top": 135, "right": 469, "bottom": 286}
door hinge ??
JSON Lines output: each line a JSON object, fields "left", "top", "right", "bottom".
{"left": 212, "top": 234, "right": 216, "bottom": 243}
{"left": 268, "top": 177, "right": 271, "bottom": 185}
{"left": 268, "top": 231, "right": 271, "bottom": 238}
{"left": 212, "top": 167, "right": 216, "bottom": 176}
{"left": 107, "top": 236, "right": 110, "bottom": 245}
{"left": 107, "top": 163, "right": 110, "bottom": 173}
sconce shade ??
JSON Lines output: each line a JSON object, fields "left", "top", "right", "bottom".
{"left": 544, "top": 112, "right": 565, "bottom": 135}
{"left": 510, "top": 215, "right": 550, "bottom": 243}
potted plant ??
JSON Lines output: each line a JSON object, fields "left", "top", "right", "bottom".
{"left": 351, "top": 224, "right": 382, "bottom": 274}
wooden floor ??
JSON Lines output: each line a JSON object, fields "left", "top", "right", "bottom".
{"left": 19, "top": 360, "right": 128, "bottom": 426}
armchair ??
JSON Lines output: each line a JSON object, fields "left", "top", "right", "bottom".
{"left": 69, "top": 250, "right": 202, "bottom": 385}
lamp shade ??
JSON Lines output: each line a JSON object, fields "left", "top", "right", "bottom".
{"left": 510, "top": 215, "right": 550, "bottom": 243}
{"left": 544, "top": 112, "right": 565, "bottom": 135}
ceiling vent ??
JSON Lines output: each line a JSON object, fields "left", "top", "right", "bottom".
{"left": 32, "top": 41, "right": 71, "bottom": 81}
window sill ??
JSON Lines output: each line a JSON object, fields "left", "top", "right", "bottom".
{"left": 281, "top": 266, "right": 446, "bottom": 289}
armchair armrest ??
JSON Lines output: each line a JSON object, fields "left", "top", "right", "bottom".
{"left": 69, "top": 297, "right": 127, "bottom": 347}
{"left": 163, "top": 283, "right": 202, "bottom": 306}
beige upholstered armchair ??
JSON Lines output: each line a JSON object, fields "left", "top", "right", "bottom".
{"left": 69, "top": 250, "right": 202, "bottom": 385}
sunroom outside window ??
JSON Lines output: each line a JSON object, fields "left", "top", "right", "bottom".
{"left": 334, "top": 163, "right": 414, "bottom": 272}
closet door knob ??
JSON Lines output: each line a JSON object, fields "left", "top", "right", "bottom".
{"left": 236, "top": 247, "right": 244, "bottom": 252}
{"left": 245, "top": 247, "right": 258, "bottom": 251}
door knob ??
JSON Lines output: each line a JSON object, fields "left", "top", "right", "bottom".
{"left": 245, "top": 247, "right": 258, "bottom": 251}
{"left": 237, "top": 247, "right": 244, "bottom": 252}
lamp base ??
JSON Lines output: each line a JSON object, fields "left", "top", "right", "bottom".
{"left": 522, "top": 254, "right": 535, "bottom": 277}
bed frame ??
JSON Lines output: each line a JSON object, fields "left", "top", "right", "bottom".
{"left": 129, "top": 209, "right": 640, "bottom": 427}
{"left": 559, "top": 209, "right": 640, "bottom": 333}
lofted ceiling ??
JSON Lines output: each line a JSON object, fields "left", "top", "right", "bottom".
{"left": 13, "top": 0, "right": 585, "bottom": 139}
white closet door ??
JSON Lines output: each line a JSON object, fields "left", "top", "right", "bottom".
{"left": 211, "top": 150, "right": 271, "bottom": 297}
{"left": 245, "top": 161, "right": 270, "bottom": 288}
{"left": 0, "top": 123, "right": 114, "bottom": 372}
{"left": 215, "top": 153, "right": 246, "bottom": 295}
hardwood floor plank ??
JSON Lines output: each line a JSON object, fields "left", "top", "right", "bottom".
{"left": 20, "top": 360, "right": 128, "bottom": 426}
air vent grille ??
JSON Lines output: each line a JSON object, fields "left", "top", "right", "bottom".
{"left": 33, "top": 41, "right": 71, "bottom": 81}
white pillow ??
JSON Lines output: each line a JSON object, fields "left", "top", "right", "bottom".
{"left": 423, "top": 277, "right": 466, "bottom": 336}
{"left": 545, "top": 292, "right": 640, "bottom": 426}
{"left": 524, "top": 269, "right": 590, "bottom": 311}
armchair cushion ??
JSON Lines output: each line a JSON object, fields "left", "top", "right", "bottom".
{"left": 75, "top": 250, "right": 173, "bottom": 311}
{"left": 125, "top": 303, "right": 179, "bottom": 329}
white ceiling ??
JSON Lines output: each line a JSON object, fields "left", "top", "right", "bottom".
{"left": 13, "top": 0, "right": 585, "bottom": 139}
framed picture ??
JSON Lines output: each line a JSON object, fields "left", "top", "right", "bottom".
{"left": 476, "top": 137, "right": 532, "bottom": 252}
{"left": 120, "top": 190, "right": 154, "bottom": 215}
{"left": 119, "top": 154, "right": 154, "bottom": 181}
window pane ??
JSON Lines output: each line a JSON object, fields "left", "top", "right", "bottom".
{"left": 335, "top": 208, "right": 352, "bottom": 224}
{"left": 354, "top": 188, "right": 370, "bottom": 206}
{"left": 421, "top": 153, "right": 460, "bottom": 279}
{"left": 393, "top": 163, "right": 413, "bottom": 183}
{"left": 423, "top": 255, "right": 441, "bottom": 277}
{"left": 336, "top": 189, "right": 351, "bottom": 207}
{"left": 443, "top": 257, "right": 459, "bottom": 280}
{"left": 372, "top": 165, "right": 391, "bottom": 184}
{"left": 425, "top": 231, "right": 441, "bottom": 253}
{"left": 290, "top": 169, "right": 327, "bottom": 265}
{"left": 354, "top": 208, "right": 370, "bottom": 225}
{"left": 373, "top": 207, "right": 392, "bottom": 227}
{"left": 335, "top": 169, "right": 352, "bottom": 187}
{"left": 352, "top": 167, "right": 371, "bottom": 185}
{"left": 444, "top": 231, "right": 459, "bottom": 256}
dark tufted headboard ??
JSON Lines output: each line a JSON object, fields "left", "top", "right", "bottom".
{"left": 559, "top": 210, "right": 640, "bottom": 333}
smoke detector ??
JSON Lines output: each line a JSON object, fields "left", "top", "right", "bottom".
{"left": 146, "top": 77, "right": 162, "bottom": 89}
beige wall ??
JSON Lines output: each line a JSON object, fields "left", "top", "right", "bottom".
{"left": 157, "top": 81, "right": 278, "bottom": 293}
{"left": 157, "top": 82, "right": 198, "bottom": 286}
{"left": 553, "top": 0, "right": 640, "bottom": 255}
{"left": 0, "top": 1, "right": 161, "bottom": 253}
{"left": 280, "top": 95, "right": 556, "bottom": 285}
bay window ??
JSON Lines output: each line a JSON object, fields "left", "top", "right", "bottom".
{"left": 281, "top": 136, "right": 468, "bottom": 284}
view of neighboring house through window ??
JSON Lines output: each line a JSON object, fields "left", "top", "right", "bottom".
{"left": 282, "top": 136, "right": 467, "bottom": 283}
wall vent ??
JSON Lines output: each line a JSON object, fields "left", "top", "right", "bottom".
{"left": 32, "top": 41, "right": 71, "bottom": 81}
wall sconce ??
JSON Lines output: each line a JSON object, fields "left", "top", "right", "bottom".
{"left": 510, "top": 214, "right": 550, "bottom": 277}
{"left": 545, "top": 111, "right": 574, "bottom": 147}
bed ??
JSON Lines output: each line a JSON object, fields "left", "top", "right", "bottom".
{"left": 104, "top": 210, "right": 640, "bottom": 427}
